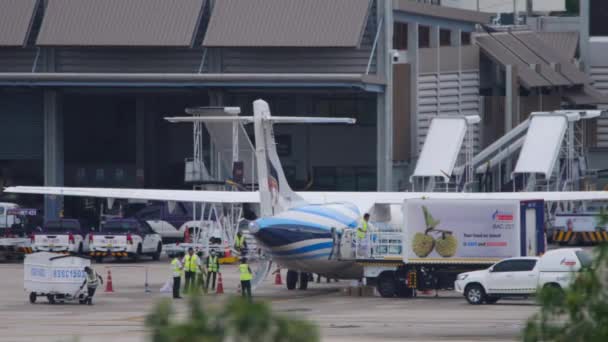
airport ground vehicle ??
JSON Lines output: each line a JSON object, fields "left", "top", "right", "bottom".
{"left": 24, "top": 252, "right": 90, "bottom": 304}
{"left": 32, "top": 219, "right": 90, "bottom": 254}
{"left": 0, "top": 206, "right": 38, "bottom": 260}
{"left": 343, "top": 198, "right": 546, "bottom": 298}
{"left": 89, "top": 219, "right": 162, "bottom": 262}
{"left": 455, "top": 248, "right": 590, "bottom": 304}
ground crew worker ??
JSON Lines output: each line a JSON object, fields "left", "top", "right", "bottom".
{"left": 234, "top": 231, "right": 248, "bottom": 255}
{"left": 80, "top": 266, "right": 103, "bottom": 305}
{"left": 183, "top": 248, "right": 201, "bottom": 293}
{"left": 357, "top": 213, "right": 370, "bottom": 257}
{"left": 171, "top": 251, "right": 184, "bottom": 299}
{"left": 239, "top": 257, "right": 253, "bottom": 300}
{"left": 206, "top": 250, "right": 220, "bottom": 291}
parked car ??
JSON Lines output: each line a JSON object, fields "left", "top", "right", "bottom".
{"left": 455, "top": 248, "right": 591, "bottom": 304}
{"left": 89, "top": 219, "right": 162, "bottom": 262}
{"left": 32, "top": 219, "right": 90, "bottom": 254}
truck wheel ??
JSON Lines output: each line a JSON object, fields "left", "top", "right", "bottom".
{"left": 286, "top": 270, "right": 298, "bottom": 290}
{"left": 299, "top": 273, "right": 309, "bottom": 290}
{"left": 152, "top": 243, "right": 162, "bottom": 261}
{"left": 465, "top": 284, "right": 486, "bottom": 305}
{"left": 377, "top": 272, "right": 397, "bottom": 298}
{"left": 132, "top": 244, "right": 143, "bottom": 261}
{"left": 396, "top": 283, "right": 414, "bottom": 298}
{"left": 29, "top": 292, "right": 36, "bottom": 304}
{"left": 543, "top": 283, "right": 564, "bottom": 300}
{"left": 47, "top": 295, "right": 56, "bottom": 304}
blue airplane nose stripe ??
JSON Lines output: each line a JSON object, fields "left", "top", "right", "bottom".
{"left": 271, "top": 241, "right": 333, "bottom": 256}
{"left": 256, "top": 217, "right": 329, "bottom": 231}
{"left": 290, "top": 206, "right": 358, "bottom": 228}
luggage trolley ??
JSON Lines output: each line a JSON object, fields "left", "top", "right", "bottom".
{"left": 24, "top": 252, "right": 91, "bottom": 304}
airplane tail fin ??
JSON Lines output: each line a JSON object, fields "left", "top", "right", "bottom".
{"left": 166, "top": 99, "right": 355, "bottom": 217}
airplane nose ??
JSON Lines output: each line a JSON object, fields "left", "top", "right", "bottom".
{"left": 248, "top": 220, "right": 261, "bottom": 235}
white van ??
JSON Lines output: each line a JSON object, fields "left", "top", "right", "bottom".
{"left": 455, "top": 248, "right": 591, "bottom": 304}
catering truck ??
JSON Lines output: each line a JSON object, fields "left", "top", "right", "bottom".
{"left": 342, "top": 199, "right": 546, "bottom": 298}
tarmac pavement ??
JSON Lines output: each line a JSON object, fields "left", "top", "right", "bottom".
{"left": 0, "top": 256, "right": 538, "bottom": 342}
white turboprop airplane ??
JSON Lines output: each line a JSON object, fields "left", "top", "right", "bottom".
{"left": 7, "top": 99, "right": 608, "bottom": 288}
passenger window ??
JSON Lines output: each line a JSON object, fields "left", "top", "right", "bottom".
{"left": 492, "top": 260, "right": 516, "bottom": 272}
{"left": 512, "top": 260, "right": 537, "bottom": 272}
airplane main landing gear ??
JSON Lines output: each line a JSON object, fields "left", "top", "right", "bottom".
{"left": 285, "top": 270, "right": 310, "bottom": 290}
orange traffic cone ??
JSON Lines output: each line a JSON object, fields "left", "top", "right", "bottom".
{"left": 216, "top": 272, "right": 224, "bottom": 294}
{"left": 105, "top": 270, "right": 114, "bottom": 293}
{"left": 274, "top": 269, "right": 283, "bottom": 285}
{"left": 224, "top": 241, "right": 231, "bottom": 258}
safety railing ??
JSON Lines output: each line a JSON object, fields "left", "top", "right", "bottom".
{"left": 353, "top": 224, "right": 404, "bottom": 260}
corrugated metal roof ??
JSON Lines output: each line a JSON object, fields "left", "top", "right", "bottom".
{"left": 536, "top": 32, "right": 579, "bottom": 60}
{"left": 513, "top": 31, "right": 589, "bottom": 85}
{"left": 475, "top": 35, "right": 549, "bottom": 88}
{"left": 37, "top": 0, "right": 205, "bottom": 47}
{"left": 0, "top": 0, "right": 38, "bottom": 46}
{"left": 203, "top": 0, "right": 370, "bottom": 47}
{"left": 492, "top": 33, "right": 572, "bottom": 86}
{"left": 393, "top": 0, "right": 491, "bottom": 24}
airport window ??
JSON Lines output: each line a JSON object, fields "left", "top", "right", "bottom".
{"left": 440, "top": 29, "right": 451, "bottom": 46}
{"left": 393, "top": 22, "right": 408, "bottom": 50}
{"left": 461, "top": 32, "right": 471, "bottom": 46}
{"left": 313, "top": 167, "right": 376, "bottom": 191}
{"left": 0, "top": 207, "right": 4, "bottom": 216}
{"left": 419, "top": 26, "right": 430, "bottom": 48}
{"left": 590, "top": 0, "right": 608, "bottom": 36}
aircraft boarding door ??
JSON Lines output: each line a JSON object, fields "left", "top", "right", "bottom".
{"left": 525, "top": 209, "right": 537, "bottom": 256}
{"left": 336, "top": 228, "right": 355, "bottom": 260}
{"left": 520, "top": 200, "right": 545, "bottom": 256}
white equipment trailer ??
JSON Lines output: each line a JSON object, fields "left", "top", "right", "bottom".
{"left": 24, "top": 252, "right": 91, "bottom": 304}
{"left": 340, "top": 198, "right": 546, "bottom": 298}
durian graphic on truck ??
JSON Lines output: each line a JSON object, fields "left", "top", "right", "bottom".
{"left": 411, "top": 205, "right": 458, "bottom": 258}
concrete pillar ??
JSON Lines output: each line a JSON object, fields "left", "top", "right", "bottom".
{"left": 429, "top": 26, "right": 440, "bottom": 48}
{"left": 408, "top": 22, "right": 419, "bottom": 159}
{"left": 43, "top": 90, "right": 63, "bottom": 220}
{"left": 505, "top": 65, "right": 519, "bottom": 175}
{"left": 135, "top": 96, "right": 145, "bottom": 187}
{"left": 579, "top": 0, "right": 590, "bottom": 73}
{"left": 376, "top": 0, "right": 393, "bottom": 191}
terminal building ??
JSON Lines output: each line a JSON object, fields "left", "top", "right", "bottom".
{"left": 0, "top": 0, "right": 606, "bottom": 219}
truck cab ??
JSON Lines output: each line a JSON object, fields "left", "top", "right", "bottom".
{"left": 0, "top": 202, "right": 21, "bottom": 231}
{"left": 90, "top": 219, "right": 162, "bottom": 261}
{"left": 455, "top": 248, "right": 590, "bottom": 304}
{"left": 32, "top": 219, "right": 89, "bottom": 254}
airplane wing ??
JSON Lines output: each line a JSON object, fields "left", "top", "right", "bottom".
{"left": 299, "top": 191, "right": 608, "bottom": 210}
{"left": 4, "top": 186, "right": 260, "bottom": 204}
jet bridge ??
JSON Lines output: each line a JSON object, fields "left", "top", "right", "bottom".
{"left": 456, "top": 110, "right": 603, "bottom": 192}
{"left": 410, "top": 115, "right": 480, "bottom": 192}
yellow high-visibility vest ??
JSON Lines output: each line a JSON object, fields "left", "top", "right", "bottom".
{"left": 184, "top": 254, "right": 199, "bottom": 273}
{"left": 235, "top": 235, "right": 245, "bottom": 248}
{"left": 357, "top": 220, "right": 368, "bottom": 239}
{"left": 208, "top": 256, "right": 218, "bottom": 272}
{"left": 239, "top": 263, "right": 252, "bottom": 281}
{"left": 171, "top": 258, "right": 182, "bottom": 277}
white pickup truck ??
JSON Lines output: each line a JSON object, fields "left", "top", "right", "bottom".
{"left": 32, "top": 219, "right": 90, "bottom": 254}
{"left": 455, "top": 248, "right": 591, "bottom": 304}
{"left": 89, "top": 219, "right": 162, "bottom": 262}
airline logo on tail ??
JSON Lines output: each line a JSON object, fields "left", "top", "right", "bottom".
{"left": 267, "top": 159, "right": 280, "bottom": 211}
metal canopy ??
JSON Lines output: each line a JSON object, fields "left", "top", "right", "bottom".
{"left": 36, "top": 0, "right": 205, "bottom": 47}
{"left": 0, "top": 0, "right": 38, "bottom": 46}
{"left": 412, "top": 117, "right": 468, "bottom": 181}
{"left": 514, "top": 114, "right": 568, "bottom": 178}
{"left": 0, "top": 72, "right": 385, "bottom": 91}
{"left": 203, "top": 0, "right": 370, "bottom": 47}
{"left": 393, "top": 0, "right": 491, "bottom": 24}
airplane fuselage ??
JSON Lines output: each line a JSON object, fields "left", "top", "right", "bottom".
{"left": 251, "top": 202, "right": 364, "bottom": 279}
